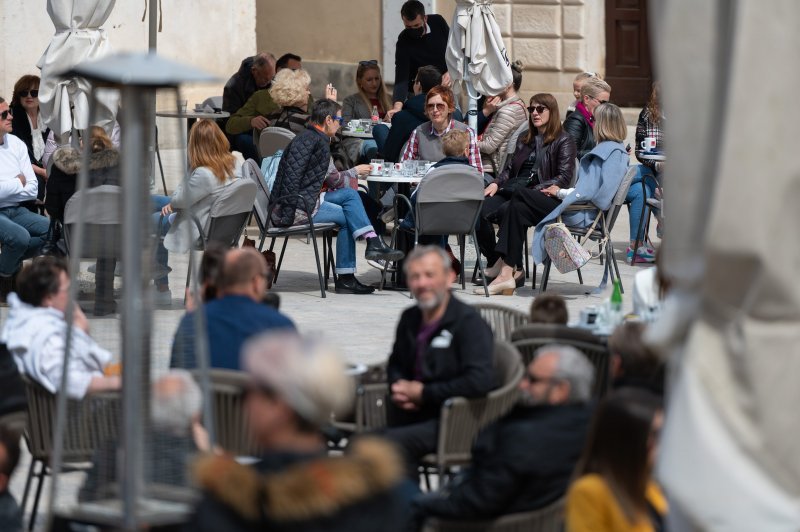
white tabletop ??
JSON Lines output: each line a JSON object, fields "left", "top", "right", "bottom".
{"left": 638, "top": 152, "right": 666, "bottom": 161}
{"left": 156, "top": 110, "right": 230, "bottom": 119}
{"left": 366, "top": 174, "right": 422, "bottom": 184}
{"left": 341, "top": 129, "right": 375, "bottom": 139}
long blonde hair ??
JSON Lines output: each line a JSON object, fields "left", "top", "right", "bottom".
{"left": 355, "top": 62, "right": 391, "bottom": 115}
{"left": 188, "top": 120, "right": 236, "bottom": 183}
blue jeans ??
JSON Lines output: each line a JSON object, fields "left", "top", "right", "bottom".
{"left": 151, "top": 194, "right": 171, "bottom": 287}
{"left": 372, "top": 124, "right": 390, "bottom": 154}
{"left": 0, "top": 206, "right": 49, "bottom": 276}
{"left": 231, "top": 132, "right": 260, "bottom": 163}
{"left": 625, "top": 165, "right": 657, "bottom": 242}
{"left": 312, "top": 188, "right": 373, "bottom": 274}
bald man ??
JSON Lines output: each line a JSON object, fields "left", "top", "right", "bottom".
{"left": 170, "top": 248, "right": 295, "bottom": 370}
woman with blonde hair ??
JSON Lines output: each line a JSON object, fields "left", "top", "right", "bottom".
{"left": 563, "top": 77, "right": 612, "bottom": 160}
{"left": 156, "top": 120, "right": 243, "bottom": 305}
{"left": 341, "top": 60, "right": 392, "bottom": 162}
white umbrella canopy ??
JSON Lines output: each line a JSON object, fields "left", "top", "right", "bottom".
{"left": 36, "top": 0, "right": 120, "bottom": 138}
{"left": 652, "top": 0, "right": 800, "bottom": 528}
{"left": 446, "top": 0, "right": 512, "bottom": 130}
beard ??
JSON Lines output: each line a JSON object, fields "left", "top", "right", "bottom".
{"left": 518, "top": 389, "right": 546, "bottom": 407}
{"left": 415, "top": 288, "right": 446, "bottom": 311}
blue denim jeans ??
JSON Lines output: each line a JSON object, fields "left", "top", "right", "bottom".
{"left": 0, "top": 205, "right": 50, "bottom": 276}
{"left": 625, "top": 165, "right": 657, "bottom": 242}
{"left": 231, "top": 133, "right": 260, "bottom": 163}
{"left": 151, "top": 194, "right": 171, "bottom": 287}
{"left": 312, "top": 188, "right": 373, "bottom": 274}
{"left": 372, "top": 124, "right": 390, "bottom": 154}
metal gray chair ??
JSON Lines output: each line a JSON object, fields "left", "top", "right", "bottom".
{"left": 257, "top": 126, "right": 295, "bottom": 158}
{"left": 419, "top": 340, "right": 523, "bottom": 484}
{"left": 472, "top": 303, "right": 529, "bottom": 341}
{"left": 383, "top": 165, "right": 489, "bottom": 296}
{"left": 63, "top": 185, "right": 122, "bottom": 259}
{"left": 510, "top": 323, "right": 610, "bottom": 398}
{"left": 422, "top": 497, "right": 564, "bottom": 532}
{"left": 242, "top": 159, "right": 338, "bottom": 298}
{"left": 539, "top": 165, "right": 638, "bottom": 293}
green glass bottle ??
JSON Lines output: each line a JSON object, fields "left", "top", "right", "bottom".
{"left": 610, "top": 279, "right": 623, "bottom": 312}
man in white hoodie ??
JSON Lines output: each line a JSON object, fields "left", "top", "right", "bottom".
{"left": 0, "top": 97, "right": 49, "bottom": 300}
{"left": 0, "top": 256, "right": 119, "bottom": 399}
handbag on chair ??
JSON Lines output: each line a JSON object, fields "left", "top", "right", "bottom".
{"left": 543, "top": 222, "right": 591, "bottom": 273}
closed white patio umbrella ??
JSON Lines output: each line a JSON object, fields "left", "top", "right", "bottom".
{"left": 445, "top": 0, "right": 512, "bottom": 131}
{"left": 652, "top": 0, "right": 800, "bottom": 529}
{"left": 37, "top": 0, "right": 119, "bottom": 137}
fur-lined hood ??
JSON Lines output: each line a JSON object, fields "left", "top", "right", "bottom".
{"left": 193, "top": 437, "right": 404, "bottom": 523}
{"left": 52, "top": 146, "right": 119, "bottom": 175}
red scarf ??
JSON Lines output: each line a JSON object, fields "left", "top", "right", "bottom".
{"left": 576, "top": 102, "right": 595, "bottom": 129}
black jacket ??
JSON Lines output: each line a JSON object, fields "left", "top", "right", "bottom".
{"left": 185, "top": 438, "right": 411, "bottom": 532}
{"left": 495, "top": 130, "right": 577, "bottom": 190}
{"left": 223, "top": 56, "right": 261, "bottom": 114}
{"left": 387, "top": 296, "right": 494, "bottom": 423}
{"left": 271, "top": 126, "right": 331, "bottom": 227}
{"left": 562, "top": 110, "right": 595, "bottom": 160}
{"left": 10, "top": 103, "right": 49, "bottom": 167}
{"left": 393, "top": 14, "right": 450, "bottom": 103}
{"left": 414, "top": 403, "right": 592, "bottom": 520}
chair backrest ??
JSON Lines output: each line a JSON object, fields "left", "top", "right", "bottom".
{"left": 192, "top": 369, "right": 260, "bottom": 456}
{"left": 422, "top": 496, "right": 565, "bottom": 532}
{"left": 22, "top": 375, "right": 120, "bottom": 463}
{"left": 606, "top": 165, "right": 639, "bottom": 231}
{"left": 205, "top": 179, "right": 257, "bottom": 246}
{"left": 63, "top": 185, "right": 123, "bottom": 258}
{"left": 258, "top": 127, "right": 295, "bottom": 158}
{"left": 415, "top": 165, "right": 485, "bottom": 235}
{"left": 243, "top": 158, "right": 271, "bottom": 233}
{"left": 355, "top": 382, "right": 389, "bottom": 432}
{"left": 473, "top": 303, "right": 529, "bottom": 341}
{"left": 511, "top": 324, "right": 610, "bottom": 398}
{"left": 435, "top": 341, "right": 523, "bottom": 469}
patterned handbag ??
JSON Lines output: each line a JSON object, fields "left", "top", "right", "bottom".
{"left": 543, "top": 222, "right": 590, "bottom": 273}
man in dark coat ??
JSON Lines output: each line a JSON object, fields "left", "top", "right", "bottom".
{"left": 222, "top": 52, "right": 276, "bottom": 116}
{"left": 413, "top": 345, "right": 595, "bottom": 524}
{"left": 385, "top": 246, "right": 494, "bottom": 474}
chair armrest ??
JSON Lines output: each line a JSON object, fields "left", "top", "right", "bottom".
{"left": 392, "top": 193, "right": 414, "bottom": 225}
{"left": 561, "top": 202, "right": 596, "bottom": 212}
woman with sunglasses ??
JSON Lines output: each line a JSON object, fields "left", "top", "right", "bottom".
{"left": 476, "top": 94, "right": 576, "bottom": 289}
{"left": 401, "top": 85, "right": 482, "bottom": 171}
{"left": 566, "top": 388, "right": 667, "bottom": 532}
{"left": 342, "top": 60, "right": 392, "bottom": 163}
{"left": 562, "top": 77, "right": 612, "bottom": 160}
{"left": 10, "top": 75, "right": 49, "bottom": 211}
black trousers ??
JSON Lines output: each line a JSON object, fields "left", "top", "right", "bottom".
{"left": 382, "top": 418, "right": 439, "bottom": 479}
{"left": 495, "top": 188, "right": 561, "bottom": 269}
{"left": 476, "top": 191, "right": 513, "bottom": 266}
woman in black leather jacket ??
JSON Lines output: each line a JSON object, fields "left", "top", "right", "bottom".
{"left": 477, "top": 93, "right": 577, "bottom": 281}
{"left": 562, "top": 77, "right": 611, "bottom": 160}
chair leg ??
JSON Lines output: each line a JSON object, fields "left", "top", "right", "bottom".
{"left": 28, "top": 463, "right": 46, "bottom": 531}
{"left": 523, "top": 237, "right": 530, "bottom": 279}
{"left": 184, "top": 249, "right": 194, "bottom": 306}
{"left": 540, "top": 258, "right": 552, "bottom": 293}
{"left": 310, "top": 231, "right": 326, "bottom": 298}
{"left": 577, "top": 267, "right": 584, "bottom": 285}
{"left": 458, "top": 235, "right": 466, "bottom": 290}
{"left": 257, "top": 233, "right": 266, "bottom": 252}
{"left": 274, "top": 237, "right": 289, "bottom": 284}
{"left": 20, "top": 458, "right": 36, "bottom": 513}
{"left": 323, "top": 233, "right": 329, "bottom": 283}
{"left": 611, "top": 240, "right": 624, "bottom": 294}
{"left": 471, "top": 232, "right": 489, "bottom": 298}
{"left": 327, "top": 233, "right": 337, "bottom": 283}
{"left": 155, "top": 125, "right": 168, "bottom": 196}
{"left": 531, "top": 263, "right": 537, "bottom": 290}
{"left": 380, "top": 225, "right": 399, "bottom": 290}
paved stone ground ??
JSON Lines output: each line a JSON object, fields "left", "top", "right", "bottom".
{"left": 9, "top": 126, "right": 655, "bottom": 528}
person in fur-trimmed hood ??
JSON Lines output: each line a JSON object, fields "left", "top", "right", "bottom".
{"left": 185, "top": 332, "right": 413, "bottom": 532}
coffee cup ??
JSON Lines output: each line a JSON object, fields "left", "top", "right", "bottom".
{"left": 370, "top": 159, "right": 384, "bottom": 175}
{"left": 640, "top": 137, "right": 657, "bottom": 151}
{"left": 348, "top": 120, "right": 359, "bottom": 130}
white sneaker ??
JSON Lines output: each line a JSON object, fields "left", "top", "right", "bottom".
{"left": 154, "top": 288, "right": 172, "bottom": 307}
{"left": 367, "top": 259, "right": 396, "bottom": 272}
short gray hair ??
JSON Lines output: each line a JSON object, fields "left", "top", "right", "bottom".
{"left": 403, "top": 245, "right": 450, "bottom": 275}
{"left": 253, "top": 52, "right": 276, "bottom": 68}
{"left": 151, "top": 370, "right": 203, "bottom": 435}
{"left": 535, "top": 344, "right": 595, "bottom": 403}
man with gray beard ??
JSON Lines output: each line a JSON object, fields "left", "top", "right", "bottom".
{"left": 413, "top": 345, "right": 594, "bottom": 522}
{"left": 384, "top": 245, "right": 494, "bottom": 475}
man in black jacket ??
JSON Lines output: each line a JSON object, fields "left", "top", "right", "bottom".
{"left": 222, "top": 52, "right": 276, "bottom": 116}
{"left": 271, "top": 99, "right": 403, "bottom": 294}
{"left": 385, "top": 245, "right": 494, "bottom": 473}
{"left": 387, "top": 1, "right": 450, "bottom": 120}
{"left": 413, "top": 344, "right": 594, "bottom": 523}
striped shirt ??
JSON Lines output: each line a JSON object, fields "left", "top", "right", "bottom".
{"left": 401, "top": 119, "right": 483, "bottom": 173}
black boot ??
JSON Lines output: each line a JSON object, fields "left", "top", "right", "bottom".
{"left": 365, "top": 237, "right": 404, "bottom": 262}
{"left": 334, "top": 274, "right": 375, "bottom": 295}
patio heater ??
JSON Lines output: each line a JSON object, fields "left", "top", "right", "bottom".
{"left": 46, "top": 51, "right": 218, "bottom": 530}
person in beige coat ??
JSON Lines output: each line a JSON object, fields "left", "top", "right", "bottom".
{"left": 478, "top": 62, "right": 527, "bottom": 176}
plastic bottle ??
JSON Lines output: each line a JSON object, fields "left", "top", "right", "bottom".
{"left": 371, "top": 105, "right": 379, "bottom": 122}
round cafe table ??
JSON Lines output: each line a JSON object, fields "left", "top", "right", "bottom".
{"left": 638, "top": 152, "right": 666, "bottom": 162}
{"left": 341, "top": 129, "right": 375, "bottom": 139}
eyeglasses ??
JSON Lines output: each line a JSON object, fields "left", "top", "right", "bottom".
{"left": 329, "top": 115, "right": 343, "bottom": 124}
{"left": 0, "top": 110, "right": 12, "bottom": 120}
{"left": 359, "top": 60, "right": 379, "bottom": 67}
{"left": 523, "top": 372, "right": 560, "bottom": 385}
{"left": 19, "top": 89, "right": 39, "bottom": 98}
{"left": 589, "top": 95, "right": 608, "bottom": 105}
{"left": 528, "top": 105, "right": 548, "bottom": 115}
{"left": 426, "top": 103, "right": 447, "bottom": 111}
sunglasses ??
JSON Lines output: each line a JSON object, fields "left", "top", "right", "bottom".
{"left": 19, "top": 89, "right": 39, "bottom": 98}
{"left": 426, "top": 103, "right": 447, "bottom": 111}
{"left": 523, "top": 372, "right": 557, "bottom": 385}
{"left": 0, "top": 110, "right": 12, "bottom": 120}
{"left": 528, "top": 105, "right": 548, "bottom": 114}
{"left": 359, "top": 59, "right": 379, "bottom": 67}
{"left": 589, "top": 95, "right": 609, "bottom": 104}
{"left": 329, "top": 115, "right": 343, "bottom": 124}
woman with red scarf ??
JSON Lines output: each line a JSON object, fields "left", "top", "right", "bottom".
{"left": 562, "top": 77, "right": 612, "bottom": 160}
